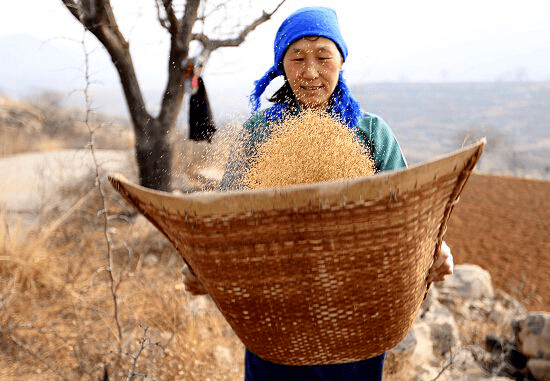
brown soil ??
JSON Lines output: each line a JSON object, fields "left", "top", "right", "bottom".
{"left": 445, "top": 172, "right": 550, "bottom": 311}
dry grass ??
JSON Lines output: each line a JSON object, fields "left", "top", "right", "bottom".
{"left": 0, "top": 95, "right": 244, "bottom": 380}
{"left": 244, "top": 110, "right": 374, "bottom": 189}
{"left": 0, "top": 181, "right": 244, "bottom": 380}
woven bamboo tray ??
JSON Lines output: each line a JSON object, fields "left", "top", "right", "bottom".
{"left": 109, "top": 139, "right": 484, "bottom": 366}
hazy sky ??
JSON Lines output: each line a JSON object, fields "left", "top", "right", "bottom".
{"left": 2, "top": 0, "right": 549, "bottom": 116}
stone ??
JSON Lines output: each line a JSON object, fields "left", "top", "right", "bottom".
{"left": 431, "top": 322, "right": 456, "bottom": 357}
{"left": 385, "top": 329, "right": 417, "bottom": 374}
{"left": 382, "top": 263, "right": 535, "bottom": 381}
{"left": 436, "top": 349, "right": 487, "bottom": 381}
{"left": 419, "top": 285, "right": 438, "bottom": 317}
{"left": 495, "top": 289, "right": 526, "bottom": 315}
{"left": 528, "top": 358, "right": 550, "bottom": 381}
{"left": 486, "top": 335, "right": 503, "bottom": 353}
{"left": 436, "top": 264, "right": 494, "bottom": 301}
{"left": 395, "top": 347, "right": 512, "bottom": 381}
{"left": 514, "top": 312, "right": 550, "bottom": 359}
{"left": 421, "top": 300, "right": 460, "bottom": 357}
{"left": 412, "top": 322, "right": 437, "bottom": 365}
{"left": 504, "top": 343, "right": 529, "bottom": 370}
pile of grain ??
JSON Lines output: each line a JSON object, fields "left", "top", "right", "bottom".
{"left": 244, "top": 109, "right": 375, "bottom": 189}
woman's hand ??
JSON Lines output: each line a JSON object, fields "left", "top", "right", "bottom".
{"left": 427, "top": 241, "right": 454, "bottom": 283}
{"left": 183, "top": 266, "right": 208, "bottom": 295}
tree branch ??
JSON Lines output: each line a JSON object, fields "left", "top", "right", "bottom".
{"left": 60, "top": 0, "right": 81, "bottom": 21}
{"left": 196, "top": 1, "right": 226, "bottom": 22}
{"left": 125, "top": 327, "right": 149, "bottom": 381}
{"left": 80, "top": 34, "right": 123, "bottom": 346}
{"left": 161, "top": 0, "right": 179, "bottom": 35}
{"left": 154, "top": 0, "right": 170, "bottom": 30}
{"left": 178, "top": 0, "right": 201, "bottom": 49}
{"left": 194, "top": 0, "right": 287, "bottom": 51}
{"left": 157, "top": 0, "right": 201, "bottom": 126}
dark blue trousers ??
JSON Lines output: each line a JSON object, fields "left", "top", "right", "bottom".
{"left": 245, "top": 349, "right": 385, "bottom": 381}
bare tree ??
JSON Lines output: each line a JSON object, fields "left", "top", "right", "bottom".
{"left": 61, "top": 0, "right": 286, "bottom": 190}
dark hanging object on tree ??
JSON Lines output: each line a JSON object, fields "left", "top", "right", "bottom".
{"left": 189, "top": 76, "right": 216, "bottom": 143}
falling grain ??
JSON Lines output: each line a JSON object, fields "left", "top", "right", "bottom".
{"left": 244, "top": 109, "right": 375, "bottom": 189}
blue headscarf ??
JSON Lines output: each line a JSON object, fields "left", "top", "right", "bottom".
{"left": 250, "top": 7, "right": 361, "bottom": 129}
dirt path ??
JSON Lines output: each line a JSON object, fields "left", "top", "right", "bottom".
{"left": 445, "top": 172, "right": 550, "bottom": 311}
{"left": 0, "top": 149, "right": 135, "bottom": 233}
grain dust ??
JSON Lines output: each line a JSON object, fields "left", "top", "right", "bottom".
{"left": 244, "top": 110, "right": 375, "bottom": 189}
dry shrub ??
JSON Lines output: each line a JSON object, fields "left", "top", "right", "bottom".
{"left": 244, "top": 109, "right": 375, "bottom": 189}
{"left": 0, "top": 209, "right": 64, "bottom": 296}
{"left": 0, "top": 95, "right": 249, "bottom": 380}
{"left": 0, "top": 246, "right": 53, "bottom": 294}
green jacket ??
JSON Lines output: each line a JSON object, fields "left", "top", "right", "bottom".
{"left": 219, "top": 110, "right": 406, "bottom": 191}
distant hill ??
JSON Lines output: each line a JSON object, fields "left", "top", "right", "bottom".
{"left": 356, "top": 27, "right": 550, "bottom": 83}
{"left": 0, "top": 34, "right": 125, "bottom": 114}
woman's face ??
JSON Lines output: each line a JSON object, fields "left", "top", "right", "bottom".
{"left": 282, "top": 37, "right": 343, "bottom": 110}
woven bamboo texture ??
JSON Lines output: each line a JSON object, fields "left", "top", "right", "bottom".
{"left": 109, "top": 139, "right": 485, "bottom": 366}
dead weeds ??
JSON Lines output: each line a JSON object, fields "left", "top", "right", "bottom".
{"left": 0, "top": 178, "right": 244, "bottom": 380}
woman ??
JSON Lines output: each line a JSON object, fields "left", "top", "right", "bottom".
{"left": 186, "top": 6, "right": 453, "bottom": 381}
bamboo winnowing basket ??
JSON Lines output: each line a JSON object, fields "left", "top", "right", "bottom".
{"left": 109, "top": 139, "right": 485, "bottom": 365}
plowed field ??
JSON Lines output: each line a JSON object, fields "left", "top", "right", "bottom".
{"left": 445, "top": 173, "right": 550, "bottom": 311}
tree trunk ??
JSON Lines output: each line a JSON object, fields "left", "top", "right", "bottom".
{"left": 60, "top": 0, "right": 287, "bottom": 191}
{"left": 134, "top": 118, "right": 173, "bottom": 192}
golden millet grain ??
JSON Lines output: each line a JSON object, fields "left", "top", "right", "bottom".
{"left": 244, "top": 109, "right": 375, "bottom": 189}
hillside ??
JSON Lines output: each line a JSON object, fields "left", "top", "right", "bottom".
{"left": 0, "top": 95, "right": 133, "bottom": 157}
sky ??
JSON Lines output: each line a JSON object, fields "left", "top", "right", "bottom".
{"left": 1, "top": 0, "right": 549, "bottom": 117}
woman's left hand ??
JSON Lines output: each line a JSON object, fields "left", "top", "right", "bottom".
{"left": 427, "top": 241, "right": 454, "bottom": 283}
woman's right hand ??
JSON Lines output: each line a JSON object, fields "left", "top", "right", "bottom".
{"left": 183, "top": 266, "right": 208, "bottom": 295}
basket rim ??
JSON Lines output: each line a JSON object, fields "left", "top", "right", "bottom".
{"left": 109, "top": 139, "right": 485, "bottom": 217}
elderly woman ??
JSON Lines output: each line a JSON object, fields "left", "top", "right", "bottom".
{"left": 186, "top": 6, "right": 453, "bottom": 381}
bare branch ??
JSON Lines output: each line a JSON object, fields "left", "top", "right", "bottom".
{"left": 70, "top": 0, "right": 127, "bottom": 56}
{"left": 161, "top": 0, "right": 179, "bottom": 35}
{"left": 179, "top": 0, "right": 201, "bottom": 47}
{"left": 60, "top": 0, "right": 81, "bottom": 21}
{"left": 193, "top": 0, "right": 287, "bottom": 51}
{"left": 154, "top": 0, "right": 170, "bottom": 30}
{"left": 157, "top": 0, "right": 201, "bottom": 126}
{"left": 125, "top": 327, "right": 149, "bottom": 381}
{"left": 81, "top": 34, "right": 123, "bottom": 345}
{"left": 431, "top": 351, "right": 455, "bottom": 381}
{"left": 197, "top": 1, "right": 227, "bottom": 22}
